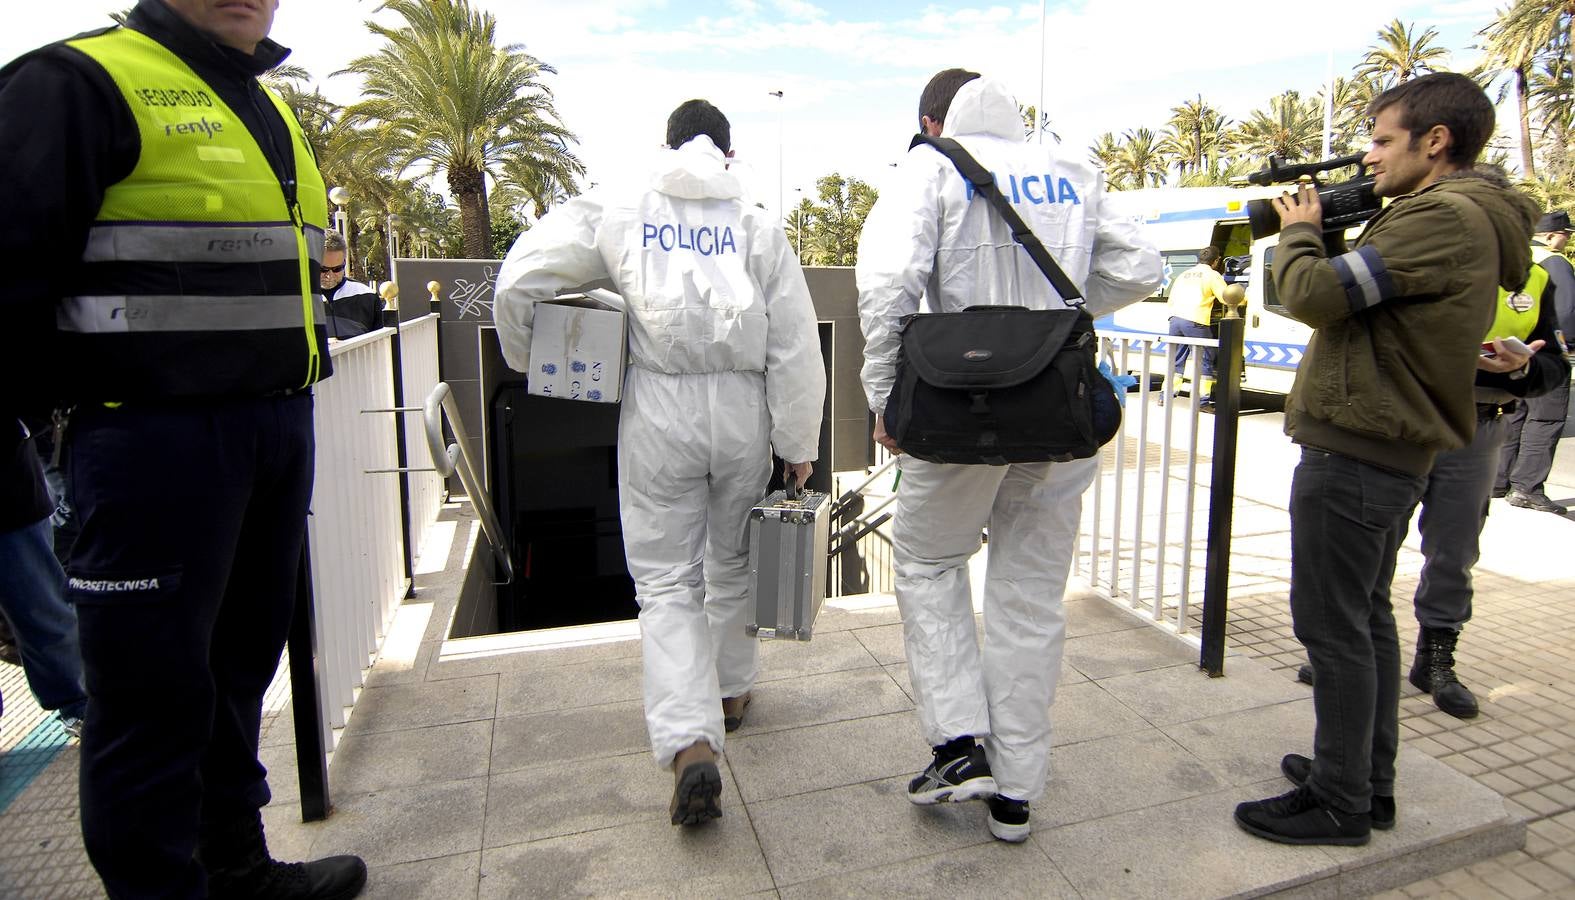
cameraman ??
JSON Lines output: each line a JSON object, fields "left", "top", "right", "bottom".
{"left": 1234, "top": 73, "right": 1540, "bottom": 847}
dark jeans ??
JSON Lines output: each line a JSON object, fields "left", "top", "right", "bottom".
{"left": 68, "top": 394, "right": 314, "bottom": 899}
{"left": 0, "top": 514, "right": 88, "bottom": 719}
{"left": 1289, "top": 447, "right": 1426, "bottom": 814}
{"left": 1412, "top": 414, "right": 1507, "bottom": 631}
{"left": 1167, "top": 317, "right": 1217, "bottom": 380}
{"left": 1496, "top": 381, "right": 1569, "bottom": 496}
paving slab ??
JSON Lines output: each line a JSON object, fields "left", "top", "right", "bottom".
{"left": 726, "top": 711, "right": 919, "bottom": 803}
{"left": 491, "top": 699, "right": 650, "bottom": 771}
{"left": 330, "top": 720, "right": 493, "bottom": 796}
{"left": 1162, "top": 697, "right": 1318, "bottom": 786}
{"left": 1040, "top": 729, "right": 1228, "bottom": 828}
{"left": 756, "top": 628, "right": 882, "bottom": 682}
{"left": 1098, "top": 653, "right": 1307, "bottom": 726}
{"left": 779, "top": 838, "right": 1079, "bottom": 899}
{"left": 478, "top": 814, "right": 774, "bottom": 897}
{"left": 295, "top": 776, "right": 488, "bottom": 869}
{"left": 342, "top": 675, "right": 498, "bottom": 736}
{"left": 1051, "top": 679, "right": 1155, "bottom": 747}
{"left": 493, "top": 655, "right": 645, "bottom": 717}
{"left": 747, "top": 775, "right": 988, "bottom": 888}
{"left": 1042, "top": 786, "right": 1339, "bottom": 899}
{"left": 364, "top": 851, "right": 480, "bottom": 899}
{"left": 728, "top": 666, "right": 913, "bottom": 736}
{"left": 484, "top": 750, "right": 743, "bottom": 847}
{"left": 1062, "top": 622, "right": 1198, "bottom": 679}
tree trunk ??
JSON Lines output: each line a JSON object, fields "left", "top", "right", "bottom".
{"left": 449, "top": 164, "right": 489, "bottom": 259}
{"left": 1516, "top": 66, "right": 1536, "bottom": 180}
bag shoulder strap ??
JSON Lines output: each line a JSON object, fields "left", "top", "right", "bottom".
{"left": 910, "top": 133, "right": 1084, "bottom": 306}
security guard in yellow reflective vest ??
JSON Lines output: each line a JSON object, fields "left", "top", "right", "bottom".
{"left": 1300, "top": 261, "right": 1568, "bottom": 719}
{"left": 0, "top": 2, "right": 366, "bottom": 897}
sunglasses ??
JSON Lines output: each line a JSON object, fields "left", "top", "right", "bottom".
{"left": 322, "top": 263, "right": 346, "bottom": 273}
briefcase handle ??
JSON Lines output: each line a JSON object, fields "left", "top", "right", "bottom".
{"left": 785, "top": 471, "right": 803, "bottom": 502}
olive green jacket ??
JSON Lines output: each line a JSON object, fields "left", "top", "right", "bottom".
{"left": 1274, "top": 169, "right": 1541, "bottom": 476}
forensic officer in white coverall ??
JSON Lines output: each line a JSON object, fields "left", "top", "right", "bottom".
{"left": 493, "top": 99, "right": 825, "bottom": 827}
{"left": 856, "top": 71, "right": 1160, "bottom": 843}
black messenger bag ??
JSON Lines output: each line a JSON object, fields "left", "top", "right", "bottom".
{"left": 883, "top": 135, "right": 1121, "bottom": 465}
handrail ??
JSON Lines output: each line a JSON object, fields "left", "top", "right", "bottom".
{"left": 423, "top": 382, "right": 515, "bottom": 584}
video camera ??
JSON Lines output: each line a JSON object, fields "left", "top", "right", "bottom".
{"left": 1245, "top": 153, "right": 1380, "bottom": 241}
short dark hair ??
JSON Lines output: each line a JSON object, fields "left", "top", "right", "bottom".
{"left": 1368, "top": 72, "right": 1494, "bottom": 166}
{"left": 919, "top": 68, "right": 981, "bottom": 128}
{"left": 1198, "top": 247, "right": 1222, "bottom": 266}
{"left": 666, "top": 99, "right": 730, "bottom": 153}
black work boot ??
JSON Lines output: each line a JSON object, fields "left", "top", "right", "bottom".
{"left": 1409, "top": 627, "right": 1479, "bottom": 719}
{"left": 199, "top": 811, "right": 367, "bottom": 900}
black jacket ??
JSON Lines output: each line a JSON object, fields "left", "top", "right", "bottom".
{"left": 0, "top": 0, "right": 306, "bottom": 404}
{"left": 325, "top": 279, "right": 384, "bottom": 340}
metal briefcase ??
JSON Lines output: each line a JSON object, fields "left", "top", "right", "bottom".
{"left": 745, "top": 487, "right": 831, "bottom": 641}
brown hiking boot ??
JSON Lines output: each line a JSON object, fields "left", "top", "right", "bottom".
{"left": 722, "top": 692, "right": 752, "bottom": 733}
{"left": 670, "top": 740, "right": 722, "bottom": 826}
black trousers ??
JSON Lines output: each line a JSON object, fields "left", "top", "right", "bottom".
{"left": 67, "top": 394, "right": 314, "bottom": 899}
{"left": 1496, "top": 381, "right": 1569, "bottom": 496}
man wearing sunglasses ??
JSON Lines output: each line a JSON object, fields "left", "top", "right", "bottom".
{"left": 321, "top": 230, "right": 382, "bottom": 340}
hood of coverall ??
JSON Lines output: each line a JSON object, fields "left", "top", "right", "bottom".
{"left": 941, "top": 77, "right": 1024, "bottom": 142}
{"left": 651, "top": 135, "right": 745, "bottom": 202}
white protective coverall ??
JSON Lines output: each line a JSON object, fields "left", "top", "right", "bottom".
{"left": 855, "top": 77, "right": 1160, "bottom": 801}
{"left": 493, "top": 136, "right": 826, "bottom": 768}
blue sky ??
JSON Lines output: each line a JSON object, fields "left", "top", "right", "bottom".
{"left": 5, "top": 1, "right": 1511, "bottom": 219}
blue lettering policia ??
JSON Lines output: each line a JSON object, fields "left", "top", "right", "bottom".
{"left": 641, "top": 222, "right": 739, "bottom": 255}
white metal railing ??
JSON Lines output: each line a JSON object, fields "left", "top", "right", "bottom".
{"left": 1077, "top": 329, "right": 1220, "bottom": 641}
{"left": 398, "top": 314, "right": 444, "bottom": 562}
{"left": 306, "top": 329, "right": 408, "bottom": 730}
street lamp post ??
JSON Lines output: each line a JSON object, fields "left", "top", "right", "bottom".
{"left": 328, "top": 186, "right": 350, "bottom": 238}
{"left": 385, "top": 213, "right": 399, "bottom": 281}
{"left": 769, "top": 90, "right": 784, "bottom": 224}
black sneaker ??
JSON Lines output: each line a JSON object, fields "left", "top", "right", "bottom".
{"left": 986, "top": 795, "right": 1030, "bottom": 843}
{"left": 208, "top": 857, "right": 368, "bottom": 900}
{"left": 1234, "top": 784, "right": 1371, "bottom": 846}
{"left": 1280, "top": 753, "right": 1394, "bottom": 830}
{"left": 907, "top": 743, "right": 997, "bottom": 805}
{"left": 1296, "top": 665, "right": 1314, "bottom": 686}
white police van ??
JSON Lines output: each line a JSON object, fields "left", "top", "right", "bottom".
{"left": 1097, "top": 186, "right": 1318, "bottom": 394}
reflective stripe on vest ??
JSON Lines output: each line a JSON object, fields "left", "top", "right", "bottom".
{"left": 1486, "top": 264, "right": 1548, "bottom": 343}
{"left": 63, "top": 28, "right": 330, "bottom": 393}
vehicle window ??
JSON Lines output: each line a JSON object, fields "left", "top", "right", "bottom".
{"left": 1261, "top": 246, "right": 1290, "bottom": 315}
{"left": 1152, "top": 249, "right": 1201, "bottom": 301}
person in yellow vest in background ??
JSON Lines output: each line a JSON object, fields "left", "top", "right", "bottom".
{"left": 1298, "top": 243, "right": 1569, "bottom": 720}
{"left": 0, "top": 1, "right": 366, "bottom": 897}
{"left": 1165, "top": 246, "right": 1229, "bottom": 407}
{"left": 1497, "top": 210, "right": 1575, "bottom": 513}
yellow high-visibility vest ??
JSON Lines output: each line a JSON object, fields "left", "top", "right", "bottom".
{"left": 62, "top": 26, "right": 329, "bottom": 399}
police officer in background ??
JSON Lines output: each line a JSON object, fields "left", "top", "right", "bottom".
{"left": 0, "top": 1, "right": 365, "bottom": 897}
{"left": 1497, "top": 210, "right": 1575, "bottom": 514}
{"left": 856, "top": 69, "right": 1160, "bottom": 843}
{"left": 493, "top": 99, "right": 825, "bottom": 827}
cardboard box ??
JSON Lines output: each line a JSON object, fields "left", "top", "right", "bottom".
{"left": 527, "top": 292, "right": 626, "bottom": 403}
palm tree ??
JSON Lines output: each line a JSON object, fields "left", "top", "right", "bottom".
{"left": 1161, "top": 95, "right": 1228, "bottom": 177}
{"left": 1088, "top": 132, "right": 1125, "bottom": 188}
{"left": 1357, "top": 19, "right": 1450, "bottom": 88}
{"left": 785, "top": 197, "right": 816, "bottom": 265}
{"left": 1111, "top": 129, "right": 1166, "bottom": 188}
{"left": 1319, "top": 76, "right": 1379, "bottom": 158}
{"left": 343, "top": 0, "right": 580, "bottom": 258}
{"left": 499, "top": 142, "right": 584, "bottom": 221}
{"left": 803, "top": 174, "right": 878, "bottom": 266}
{"left": 1233, "top": 91, "right": 1324, "bottom": 165}
{"left": 1018, "top": 104, "right": 1061, "bottom": 143}
{"left": 1478, "top": 6, "right": 1547, "bottom": 177}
